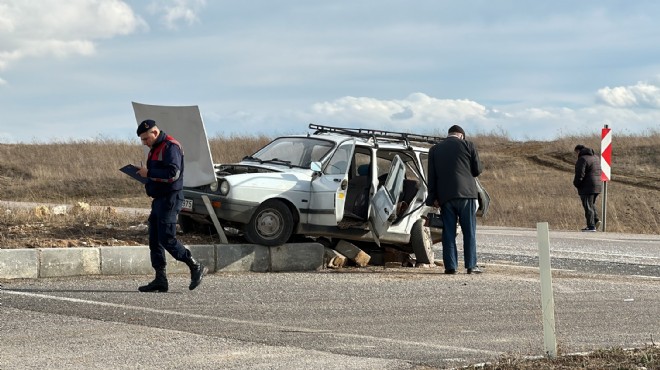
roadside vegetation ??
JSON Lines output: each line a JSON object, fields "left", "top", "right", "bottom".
{"left": 1, "top": 131, "right": 658, "bottom": 234}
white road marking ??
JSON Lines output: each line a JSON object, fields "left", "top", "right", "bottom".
{"left": 4, "top": 290, "right": 500, "bottom": 356}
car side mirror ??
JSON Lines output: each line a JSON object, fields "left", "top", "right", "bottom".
{"left": 310, "top": 161, "right": 323, "bottom": 180}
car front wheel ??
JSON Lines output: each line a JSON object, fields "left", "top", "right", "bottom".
{"left": 244, "top": 200, "right": 294, "bottom": 246}
{"left": 410, "top": 219, "right": 434, "bottom": 264}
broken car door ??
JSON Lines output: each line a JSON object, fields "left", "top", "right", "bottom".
{"left": 308, "top": 139, "right": 356, "bottom": 226}
{"left": 368, "top": 155, "right": 405, "bottom": 245}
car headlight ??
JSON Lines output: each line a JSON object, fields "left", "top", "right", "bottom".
{"left": 219, "top": 180, "right": 230, "bottom": 195}
{"left": 209, "top": 181, "right": 218, "bottom": 192}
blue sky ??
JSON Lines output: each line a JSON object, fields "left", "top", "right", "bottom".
{"left": 1, "top": 0, "right": 660, "bottom": 143}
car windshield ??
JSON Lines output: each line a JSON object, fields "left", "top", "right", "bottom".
{"left": 250, "top": 137, "right": 335, "bottom": 168}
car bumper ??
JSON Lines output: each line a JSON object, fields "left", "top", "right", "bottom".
{"left": 181, "top": 189, "right": 260, "bottom": 225}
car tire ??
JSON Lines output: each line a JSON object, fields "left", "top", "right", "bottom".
{"left": 244, "top": 200, "right": 294, "bottom": 246}
{"left": 410, "top": 219, "right": 434, "bottom": 264}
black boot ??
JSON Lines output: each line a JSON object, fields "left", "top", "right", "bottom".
{"left": 185, "top": 256, "right": 208, "bottom": 291}
{"left": 138, "top": 269, "right": 168, "bottom": 292}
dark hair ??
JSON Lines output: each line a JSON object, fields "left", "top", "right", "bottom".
{"left": 574, "top": 144, "right": 585, "bottom": 152}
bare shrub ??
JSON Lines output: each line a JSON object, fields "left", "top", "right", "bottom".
{"left": 1, "top": 131, "right": 658, "bottom": 234}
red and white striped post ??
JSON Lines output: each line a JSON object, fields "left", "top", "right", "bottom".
{"left": 601, "top": 125, "right": 612, "bottom": 231}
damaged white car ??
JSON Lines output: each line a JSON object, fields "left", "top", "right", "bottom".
{"left": 132, "top": 102, "right": 490, "bottom": 264}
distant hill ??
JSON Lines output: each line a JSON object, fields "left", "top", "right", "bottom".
{"left": 1, "top": 133, "right": 658, "bottom": 234}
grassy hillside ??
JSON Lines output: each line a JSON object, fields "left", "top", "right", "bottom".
{"left": 1, "top": 132, "right": 658, "bottom": 234}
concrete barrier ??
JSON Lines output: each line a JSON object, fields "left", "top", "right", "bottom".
{"left": 40, "top": 248, "right": 100, "bottom": 278}
{"left": 216, "top": 244, "right": 270, "bottom": 272}
{"left": 188, "top": 245, "right": 217, "bottom": 273}
{"left": 100, "top": 245, "right": 216, "bottom": 275}
{"left": 271, "top": 243, "right": 324, "bottom": 272}
{"left": 0, "top": 249, "right": 38, "bottom": 279}
{"left": 100, "top": 246, "right": 153, "bottom": 276}
{"left": 0, "top": 242, "right": 325, "bottom": 279}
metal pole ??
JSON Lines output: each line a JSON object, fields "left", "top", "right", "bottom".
{"left": 201, "top": 195, "right": 228, "bottom": 244}
{"left": 601, "top": 181, "right": 607, "bottom": 232}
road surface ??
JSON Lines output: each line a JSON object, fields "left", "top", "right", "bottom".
{"left": 1, "top": 226, "right": 658, "bottom": 369}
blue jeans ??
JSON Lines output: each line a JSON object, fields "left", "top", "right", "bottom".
{"left": 441, "top": 198, "right": 478, "bottom": 270}
{"left": 148, "top": 191, "right": 191, "bottom": 269}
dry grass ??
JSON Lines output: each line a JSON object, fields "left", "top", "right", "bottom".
{"left": 465, "top": 345, "right": 660, "bottom": 369}
{"left": 471, "top": 132, "right": 660, "bottom": 234}
{"left": 1, "top": 132, "right": 658, "bottom": 234}
{"left": 0, "top": 138, "right": 147, "bottom": 207}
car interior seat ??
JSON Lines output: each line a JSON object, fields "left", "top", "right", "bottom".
{"left": 344, "top": 164, "right": 371, "bottom": 220}
{"left": 396, "top": 179, "right": 419, "bottom": 216}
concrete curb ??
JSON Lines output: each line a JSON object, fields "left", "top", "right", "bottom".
{"left": 0, "top": 243, "right": 324, "bottom": 280}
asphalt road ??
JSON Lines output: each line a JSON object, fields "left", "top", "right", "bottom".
{"left": 1, "top": 226, "right": 659, "bottom": 369}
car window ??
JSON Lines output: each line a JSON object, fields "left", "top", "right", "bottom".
{"left": 351, "top": 149, "right": 371, "bottom": 178}
{"left": 375, "top": 150, "right": 419, "bottom": 185}
{"left": 383, "top": 156, "right": 405, "bottom": 202}
{"left": 252, "top": 137, "right": 334, "bottom": 167}
{"left": 325, "top": 142, "right": 352, "bottom": 175}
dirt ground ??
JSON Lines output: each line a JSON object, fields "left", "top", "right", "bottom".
{"left": 0, "top": 203, "right": 225, "bottom": 249}
{"left": 0, "top": 221, "right": 224, "bottom": 249}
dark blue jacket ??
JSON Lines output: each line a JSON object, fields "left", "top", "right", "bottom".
{"left": 426, "top": 136, "right": 482, "bottom": 206}
{"left": 145, "top": 131, "right": 184, "bottom": 198}
{"left": 573, "top": 147, "right": 602, "bottom": 195}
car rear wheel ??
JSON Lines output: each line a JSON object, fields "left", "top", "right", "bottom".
{"left": 410, "top": 219, "right": 434, "bottom": 264}
{"left": 244, "top": 200, "right": 294, "bottom": 246}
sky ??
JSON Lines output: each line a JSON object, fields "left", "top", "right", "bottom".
{"left": 2, "top": 0, "right": 660, "bottom": 143}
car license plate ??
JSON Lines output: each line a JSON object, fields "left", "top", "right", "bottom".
{"left": 182, "top": 198, "right": 193, "bottom": 211}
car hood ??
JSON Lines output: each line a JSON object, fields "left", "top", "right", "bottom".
{"left": 132, "top": 102, "right": 216, "bottom": 187}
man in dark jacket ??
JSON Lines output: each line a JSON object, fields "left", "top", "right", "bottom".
{"left": 573, "top": 144, "right": 603, "bottom": 232}
{"left": 136, "top": 119, "right": 207, "bottom": 292}
{"left": 426, "top": 125, "right": 483, "bottom": 274}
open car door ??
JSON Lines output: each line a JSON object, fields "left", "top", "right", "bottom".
{"left": 368, "top": 155, "right": 405, "bottom": 246}
{"left": 309, "top": 139, "right": 356, "bottom": 226}
{"left": 476, "top": 178, "right": 490, "bottom": 217}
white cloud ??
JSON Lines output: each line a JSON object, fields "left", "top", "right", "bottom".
{"left": 0, "top": 0, "right": 145, "bottom": 71}
{"left": 148, "top": 0, "right": 206, "bottom": 30}
{"left": 307, "top": 93, "right": 490, "bottom": 131}
{"left": 596, "top": 81, "right": 660, "bottom": 108}
{"left": 200, "top": 90, "right": 660, "bottom": 141}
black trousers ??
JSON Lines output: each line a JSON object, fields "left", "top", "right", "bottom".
{"left": 579, "top": 193, "right": 600, "bottom": 228}
{"left": 148, "top": 190, "right": 191, "bottom": 270}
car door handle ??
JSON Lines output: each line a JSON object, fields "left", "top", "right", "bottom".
{"left": 333, "top": 178, "right": 341, "bottom": 182}
{"left": 384, "top": 208, "right": 390, "bottom": 215}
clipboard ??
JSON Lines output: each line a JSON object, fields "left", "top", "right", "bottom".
{"left": 120, "top": 164, "right": 148, "bottom": 184}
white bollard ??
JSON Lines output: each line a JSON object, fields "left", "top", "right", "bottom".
{"left": 537, "top": 222, "right": 557, "bottom": 358}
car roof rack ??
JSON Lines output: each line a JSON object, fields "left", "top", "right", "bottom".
{"left": 309, "top": 123, "right": 444, "bottom": 147}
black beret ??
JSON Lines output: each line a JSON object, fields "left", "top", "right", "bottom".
{"left": 448, "top": 124, "right": 466, "bottom": 137}
{"left": 137, "top": 119, "right": 157, "bottom": 136}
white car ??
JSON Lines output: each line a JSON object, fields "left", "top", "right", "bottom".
{"left": 132, "top": 103, "right": 490, "bottom": 264}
